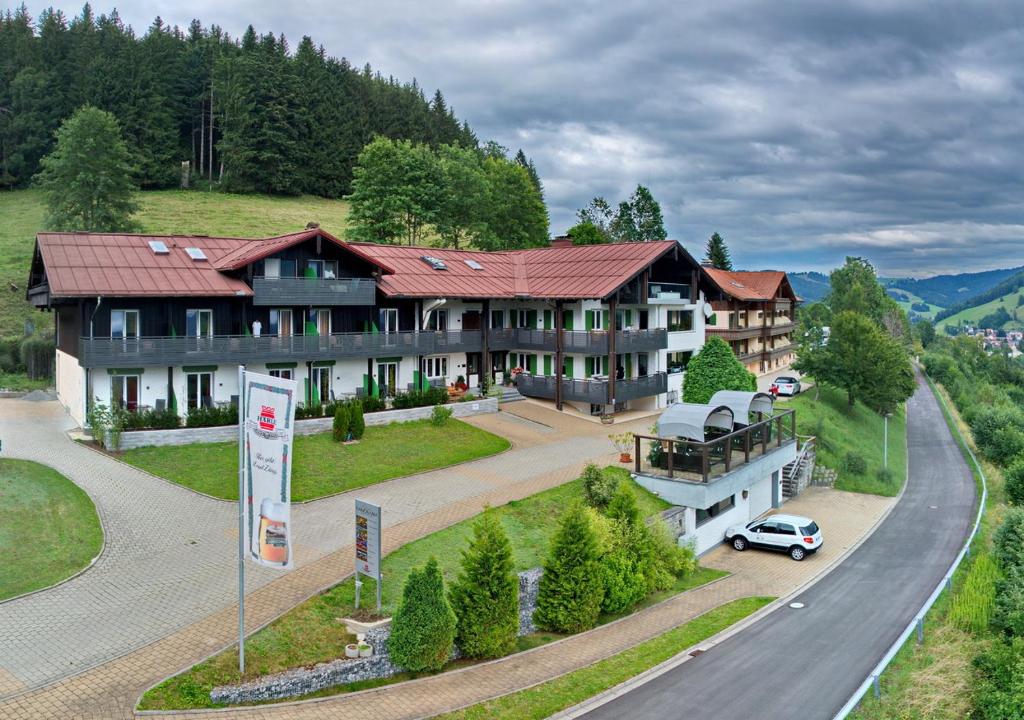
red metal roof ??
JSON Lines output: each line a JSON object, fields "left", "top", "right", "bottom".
{"left": 703, "top": 268, "right": 796, "bottom": 301}
{"left": 36, "top": 233, "right": 254, "bottom": 298}
{"left": 349, "top": 240, "right": 678, "bottom": 299}
{"left": 214, "top": 228, "right": 393, "bottom": 273}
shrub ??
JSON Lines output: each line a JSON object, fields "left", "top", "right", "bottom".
{"left": 1007, "top": 461, "right": 1024, "bottom": 507}
{"left": 387, "top": 558, "right": 457, "bottom": 672}
{"left": 332, "top": 403, "right": 351, "bottom": 442}
{"left": 993, "top": 567, "right": 1024, "bottom": 638}
{"left": 972, "top": 406, "right": 1024, "bottom": 465}
{"left": 361, "top": 395, "right": 386, "bottom": 413}
{"left": 605, "top": 483, "right": 642, "bottom": 525}
{"left": 843, "top": 452, "right": 867, "bottom": 476}
{"left": 991, "top": 426, "right": 1024, "bottom": 467}
{"left": 599, "top": 522, "right": 648, "bottom": 614}
{"left": 349, "top": 400, "right": 365, "bottom": 439}
{"left": 19, "top": 335, "right": 55, "bottom": 379}
{"left": 448, "top": 513, "right": 519, "bottom": 658}
{"left": 391, "top": 386, "right": 448, "bottom": 410}
{"left": 185, "top": 405, "right": 237, "bottom": 428}
{"left": 431, "top": 404, "right": 453, "bottom": 426}
{"left": 534, "top": 502, "right": 605, "bottom": 633}
{"left": 649, "top": 517, "right": 697, "bottom": 579}
{"left": 682, "top": 336, "right": 756, "bottom": 404}
{"left": 948, "top": 554, "right": 1000, "bottom": 633}
{"left": 971, "top": 637, "right": 1024, "bottom": 720}
{"left": 121, "top": 407, "right": 181, "bottom": 430}
{"left": 994, "top": 509, "right": 1024, "bottom": 573}
{"left": 0, "top": 337, "right": 21, "bottom": 373}
{"left": 875, "top": 466, "right": 894, "bottom": 485}
{"left": 581, "top": 464, "right": 618, "bottom": 510}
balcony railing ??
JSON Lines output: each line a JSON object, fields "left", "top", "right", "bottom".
{"left": 79, "top": 330, "right": 483, "bottom": 368}
{"left": 634, "top": 409, "right": 797, "bottom": 484}
{"left": 252, "top": 276, "right": 377, "bottom": 306}
{"left": 647, "top": 282, "right": 691, "bottom": 303}
{"left": 489, "top": 328, "right": 667, "bottom": 354}
{"left": 515, "top": 371, "right": 667, "bottom": 404}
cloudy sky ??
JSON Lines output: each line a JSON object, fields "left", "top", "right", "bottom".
{"left": 32, "top": 0, "right": 1024, "bottom": 276}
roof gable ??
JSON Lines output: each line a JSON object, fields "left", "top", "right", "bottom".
{"left": 703, "top": 268, "right": 796, "bottom": 302}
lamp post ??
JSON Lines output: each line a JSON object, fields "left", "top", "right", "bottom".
{"left": 883, "top": 412, "right": 893, "bottom": 468}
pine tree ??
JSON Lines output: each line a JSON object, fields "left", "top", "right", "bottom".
{"left": 388, "top": 558, "right": 457, "bottom": 672}
{"left": 448, "top": 513, "right": 519, "bottom": 658}
{"left": 534, "top": 502, "right": 605, "bottom": 633}
{"left": 36, "top": 105, "right": 138, "bottom": 231}
{"left": 514, "top": 148, "right": 543, "bottom": 200}
{"left": 704, "top": 232, "right": 733, "bottom": 270}
{"left": 348, "top": 400, "right": 365, "bottom": 439}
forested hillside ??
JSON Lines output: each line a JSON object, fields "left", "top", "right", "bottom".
{"left": 884, "top": 265, "right": 1024, "bottom": 308}
{"left": 0, "top": 4, "right": 478, "bottom": 195}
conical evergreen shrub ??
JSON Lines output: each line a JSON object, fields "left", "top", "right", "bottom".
{"left": 388, "top": 558, "right": 457, "bottom": 672}
{"left": 449, "top": 512, "right": 519, "bottom": 658}
{"left": 534, "top": 502, "right": 605, "bottom": 633}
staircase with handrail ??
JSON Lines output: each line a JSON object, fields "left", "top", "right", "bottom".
{"left": 782, "top": 435, "right": 816, "bottom": 499}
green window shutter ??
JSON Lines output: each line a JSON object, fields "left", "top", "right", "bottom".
{"left": 543, "top": 310, "right": 552, "bottom": 330}
{"left": 625, "top": 354, "right": 633, "bottom": 378}
{"left": 603, "top": 310, "right": 610, "bottom": 329}
{"left": 585, "top": 311, "right": 593, "bottom": 332}
{"left": 529, "top": 355, "right": 538, "bottom": 374}
{"left": 585, "top": 357, "right": 594, "bottom": 376}
{"left": 625, "top": 310, "right": 632, "bottom": 327}
{"left": 304, "top": 377, "right": 310, "bottom": 404}
{"left": 311, "top": 360, "right": 335, "bottom": 367}
{"left": 564, "top": 357, "right": 574, "bottom": 377}
{"left": 602, "top": 356, "right": 610, "bottom": 375}
{"left": 563, "top": 312, "right": 574, "bottom": 331}
{"left": 362, "top": 373, "right": 370, "bottom": 396}
{"left": 543, "top": 355, "right": 552, "bottom": 375}
{"left": 305, "top": 320, "right": 318, "bottom": 336}
{"left": 527, "top": 310, "right": 537, "bottom": 327}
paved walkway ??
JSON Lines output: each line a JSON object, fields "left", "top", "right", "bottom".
{"left": 0, "top": 398, "right": 633, "bottom": 716}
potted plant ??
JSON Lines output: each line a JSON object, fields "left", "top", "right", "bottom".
{"left": 345, "top": 643, "right": 359, "bottom": 659}
{"left": 358, "top": 642, "right": 373, "bottom": 658}
{"left": 609, "top": 431, "right": 635, "bottom": 463}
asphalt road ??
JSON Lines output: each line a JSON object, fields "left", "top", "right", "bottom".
{"left": 581, "top": 372, "right": 976, "bottom": 720}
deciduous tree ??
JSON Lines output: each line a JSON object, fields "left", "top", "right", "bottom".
{"left": 682, "top": 336, "right": 756, "bottom": 404}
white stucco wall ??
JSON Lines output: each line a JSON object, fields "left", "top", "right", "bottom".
{"left": 55, "top": 349, "right": 86, "bottom": 426}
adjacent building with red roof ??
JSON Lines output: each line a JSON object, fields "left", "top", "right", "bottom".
{"left": 28, "top": 228, "right": 726, "bottom": 425}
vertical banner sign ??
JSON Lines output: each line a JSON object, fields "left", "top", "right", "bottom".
{"left": 242, "top": 371, "right": 298, "bottom": 569}
{"left": 354, "top": 499, "right": 382, "bottom": 610}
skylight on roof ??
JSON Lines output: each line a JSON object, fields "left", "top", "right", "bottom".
{"left": 185, "top": 247, "right": 208, "bottom": 261}
{"left": 421, "top": 255, "right": 447, "bottom": 270}
{"left": 464, "top": 259, "right": 484, "bottom": 271}
{"left": 730, "top": 280, "right": 745, "bottom": 288}
{"left": 148, "top": 240, "right": 169, "bottom": 254}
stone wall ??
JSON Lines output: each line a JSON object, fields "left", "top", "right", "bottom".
{"left": 115, "top": 397, "right": 498, "bottom": 450}
{"left": 211, "top": 567, "right": 541, "bottom": 706}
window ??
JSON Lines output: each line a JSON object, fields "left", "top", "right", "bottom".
{"left": 379, "top": 308, "right": 399, "bottom": 333}
{"left": 511, "top": 352, "right": 530, "bottom": 371}
{"left": 312, "top": 309, "right": 331, "bottom": 336}
{"left": 513, "top": 309, "right": 533, "bottom": 328}
{"left": 490, "top": 309, "right": 505, "bottom": 328}
{"left": 111, "top": 374, "right": 140, "bottom": 411}
{"left": 638, "top": 352, "right": 649, "bottom": 377}
{"left": 667, "top": 351, "right": 692, "bottom": 374}
{"left": 424, "top": 356, "right": 448, "bottom": 378}
{"left": 263, "top": 258, "right": 281, "bottom": 278}
{"left": 776, "top": 523, "right": 797, "bottom": 536}
{"left": 799, "top": 521, "right": 820, "bottom": 536}
{"left": 269, "top": 309, "right": 294, "bottom": 337}
{"left": 280, "top": 259, "right": 297, "bottom": 277}
{"left": 310, "top": 365, "right": 332, "bottom": 404}
{"left": 268, "top": 368, "right": 293, "bottom": 380}
{"left": 667, "top": 310, "right": 694, "bottom": 332}
{"left": 696, "top": 495, "right": 735, "bottom": 528}
{"left": 186, "top": 309, "right": 213, "bottom": 338}
{"left": 464, "top": 259, "right": 484, "bottom": 270}
{"left": 148, "top": 240, "right": 169, "bottom": 254}
{"left": 376, "top": 361, "right": 398, "bottom": 397}
{"left": 186, "top": 372, "right": 213, "bottom": 410}
{"left": 420, "top": 255, "right": 448, "bottom": 270}
{"left": 305, "top": 259, "right": 338, "bottom": 278}
{"left": 425, "top": 309, "right": 448, "bottom": 331}
{"left": 111, "top": 309, "right": 139, "bottom": 339}
{"left": 185, "top": 247, "right": 207, "bottom": 261}
{"left": 586, "top": 309, "right": 604, "bottom": 330}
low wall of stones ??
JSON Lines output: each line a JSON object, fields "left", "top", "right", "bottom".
{"left": 211, "top": 567, "right": 542, "bottom": 706}
{"left": 114, "top": 397, "right": 498, "bottom": 450}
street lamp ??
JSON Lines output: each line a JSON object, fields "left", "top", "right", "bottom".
{"left": 883, "top": 412, "right": 893, "bottom": 468}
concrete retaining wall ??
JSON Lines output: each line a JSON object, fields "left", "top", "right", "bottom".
{"left": 115, "top": 397, "right": 498, "bottom": 450}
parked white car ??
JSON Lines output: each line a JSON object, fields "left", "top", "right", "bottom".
{"left": 724, "top": 514, "right": 823, "bottom": 561}
{"left": 770, "top": 376, "right": 801, "bottom": 396}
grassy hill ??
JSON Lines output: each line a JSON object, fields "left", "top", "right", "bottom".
{"left": 0, "top": 189, "right": 351, "bottom": 338}
{"left": 885, "top": 288, "right": 943, "bottom": 320}
{"left": 883, "top": 265, "right": 1024, "bottom": 308}
{"left": 941, "top": 286, "right": 1024, "bottom": 331}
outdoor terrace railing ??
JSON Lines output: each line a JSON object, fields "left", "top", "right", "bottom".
{"left": 251, "top": 276, "right": 377, "bottom": 306}
{"left": 489, "top": 328, "right": 667, "bottom": 354}
{"left": 633, "top": 408, "right": 797, "bottom": 484}
{"left": 647, "top": 282, "right": 692, "bottom": 303}
{"left": 515, "top": 371, "right": 667, "bottom": 404}
{"left": 78, "top": 330, "right": 484, "bottom": 368}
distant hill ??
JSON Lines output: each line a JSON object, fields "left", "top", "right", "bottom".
{"left": 788, "top": 272, "right": 831, "bottom": 303}
{"left": 882, "top": 266, "right": 1024, "bottom": 308}
{"left": 936, "top": 270, "right": 1024, "bottom": 331}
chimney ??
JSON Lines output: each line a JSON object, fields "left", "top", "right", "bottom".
{"left": 550, "top": 235, "right": 573, "bottom": 249}
{"left": 305, "top": 221, "right": 321, "bottom": 230}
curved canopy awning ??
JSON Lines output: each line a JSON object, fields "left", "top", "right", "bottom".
{"left": 709, "top": 390, "right": 775, "bottom": 426}
{"left": 655, "top": 403, "right": 735, "bottom": 442}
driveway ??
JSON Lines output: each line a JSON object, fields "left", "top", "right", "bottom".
{"left": 578, "top": 370, "right": 976, "bottom": 719}
{"left": 0, "top": 398, "right": 618, "bottom": 702}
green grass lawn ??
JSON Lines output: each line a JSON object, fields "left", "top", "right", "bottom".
{"left": 0, "top": 458, "right": 103, "bottom": 601}
{"left": 138, "top": 468, "right": 728, "bottom": 711}
{"left": 942, "top": 287, "right": 1024, "bottom": 331}
{"left": 0, "top": 188, "right": 351, "bottom": 339}
{"left": 438, "top": 596, "right": 775, "bottom": 720}
{"left": 121, "top": 418, "right": 509, "bottom": 502}
{"left": 785, "top": 383, "right": 908, "bottom": 496}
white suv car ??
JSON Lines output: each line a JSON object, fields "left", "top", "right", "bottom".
{"left": 725, "top": 514, "right": 823, "bottom": 561}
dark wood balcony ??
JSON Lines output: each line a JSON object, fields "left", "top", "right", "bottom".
{"left": 489, "top": 328, "right": 667, "bottom": 354}
{"left": 516, "top": 371, "right": 667, "bottom": 404}
{"left": 251, "top": 276, "right": 377, "bottom": 306}
{"left": 78, "top": 330, "right": 483, "bottom": 368}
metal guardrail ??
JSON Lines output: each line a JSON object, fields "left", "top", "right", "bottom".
{"left": 251, "top": 276, "right": 377, "bottom": 306}
{"left": 516, "top": 371, "right": 668, "bottom": 404}
{"left": 832, "top": 378, "right": 987, "bottom": 719}
{"left": 489, "top": 328, "right": 667, "bottom": 354}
